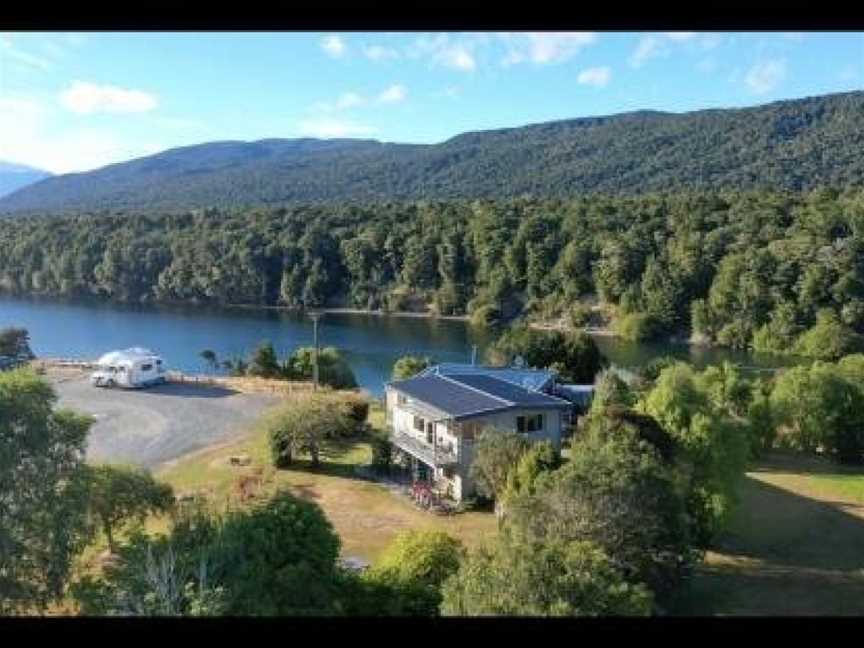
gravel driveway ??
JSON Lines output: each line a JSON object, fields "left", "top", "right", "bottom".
{"left": 52, "top": 372, "right": 281, "bottom": 468}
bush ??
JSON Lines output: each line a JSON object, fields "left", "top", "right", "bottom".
{"left": 362, "top": 530, "right": 465, "bottom": 616}
{"left": 441, "top": 537, "right": 652, "bottom": 617}
{"left": 391, "top": 355, "right": 433, "bottom": 381}
{"left": 639, "top": 355, "right": 678, "bottom": 383}
{"left": 487, "top": 326, "right": 607, "bottom": 383}
{"left": 369, "top": 431, "right": 393, "bottom": 475}
{"left": 73, "top": 491, "right": 345, "bottom": 616}
{"left": 284, "top": 346, "right": 358, "bottom": 389}
{"left": 469, "top": 303, "right": 502, "bottom": 330}
{"left": 615, "top": 311, "right": 663, "bottom": 342}
{"left": 793, "top": 309, "right": 864, "bottom": 361}
{"left": 267, "top": 394, "right": 357, "bottom": 468}
{"left": 568, "top": 303, "right": 592, "bottom": 328}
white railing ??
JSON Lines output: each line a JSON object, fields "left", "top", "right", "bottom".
{"left": 392, "top": 427, "right": 458, "bottom": 466}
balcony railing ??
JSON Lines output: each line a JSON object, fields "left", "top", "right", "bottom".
{"left": 392, "top": 428, "right": 458, "bottom": 467}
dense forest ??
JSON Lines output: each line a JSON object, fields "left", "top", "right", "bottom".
{"left": 1, "top": 91, "right": 863, "bottom": 214}
{"left": 3, "top": 188, "right": 864, "bottom": 358}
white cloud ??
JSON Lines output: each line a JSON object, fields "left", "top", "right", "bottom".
{"left": 408, "top": 34, "right": 477, "bottom": 72}
{"left": 321, "top": 34, "right": 346, "bottom": 58}
{"left": 745, "top": 59, "right": 786, "bottom": 94}
{"left": 335, "top": 92, "right": 364, "bottom": 110}
{"left": 377, "top": 84, "right": 406, "bottom": 103}
{"left": 0, "top": 96, "right": 163, "bottom": 173}
{"left": 442, "top": 43, "right": 476, "bottom": 71}
{"left": 59, "top": 81, "right": 158, "bottom": 114}
{"left": 664, "top": 32, "right": 697, "bottom": 41}
{"left": 501, "top": 32, "right": 597, "bottom": 66}
{"left": 363, "top": 44, "right": 399, "bottom": 61}
{"left": 629, "top": 35, "right": 664, "bottom": 68}
{"left": 297, "top": 118, "right": 376, "bottom": 138}
{"left": 630, "top": 33, "right": 723, "bottom": 69}
{"left": 0, "top": 36, "right": 52, "bottom": 70}
{"left": 577, "top": 66, "right": 611, "bottom": 87}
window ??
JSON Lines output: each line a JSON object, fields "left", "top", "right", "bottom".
{"left": 141, "top": 363, "right": 153, "bottom": 372}
{"left": 426, "top": 422, "right": 434, "bottom": 445}
{"left": 397, "top": 394, "right": 407, "bottom": 405}
{"left": 413, "top": 415, "right": 425, "bottom": 432}
{"left": 517, "top": 414, "right": 544, "bottom": 433}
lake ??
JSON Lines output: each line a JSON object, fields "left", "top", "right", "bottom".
{"left": 0, "top": 296, "right": 802, "bottom": 395}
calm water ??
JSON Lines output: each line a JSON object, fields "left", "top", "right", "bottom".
{"left": 0, "top": 296, "right": 802, "bottom": 395}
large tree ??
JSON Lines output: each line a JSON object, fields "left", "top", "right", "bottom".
{"left": 487, "top": 326, "right": 606, "bottom": 383}
{"left": 73, "top": 491, "right": 344, "bottom": 616}
{"left": 440, "top": 537, "right": 652, "bottom": 617}
{"left": 86, "top": 464, "right": 175, "bottom": 552}
{"left": 0, "top": 369, "right": 94, "bottom": 613}
{"left": 504, "top": 424, "right": 695, "bottom": 601}
{"left": 359, "top": 530, "right": 465, "bottom": 616}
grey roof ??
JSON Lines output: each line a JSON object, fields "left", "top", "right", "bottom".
{"left": 447, "top": 374, "right": 570, "bottom": 408}
{"left": 388, "top": 374, "right": 510, "bottom": 419}
{"left": 419, "top": 363, "right": 555, "bottom": 391}
{"left": 388, "top": 372, "right": 571, "bottom": 420}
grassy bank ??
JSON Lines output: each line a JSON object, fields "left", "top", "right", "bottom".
{"left": 676, "top": 451, "right": 864, "bottom": 616}
{"left": 154, "top": 402, "right": 496, "bottom": 562}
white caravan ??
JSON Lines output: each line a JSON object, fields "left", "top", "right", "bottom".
{"left": 90, "top": 347, "right": 167, "bottom": 388}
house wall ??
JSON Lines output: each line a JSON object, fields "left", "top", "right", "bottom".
{"left": 387, "top": 387, "right": 566, "bottom": 502}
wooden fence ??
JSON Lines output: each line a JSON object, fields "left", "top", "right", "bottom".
{"left": 34, "top": 358, "right": 315, "bottom": 394}
{"left": 166, "top": 371, "right": 316, "bottom": 395}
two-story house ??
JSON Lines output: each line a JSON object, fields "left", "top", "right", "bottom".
{"left": 384, "top": 363, "right": 575, "bottom": 502}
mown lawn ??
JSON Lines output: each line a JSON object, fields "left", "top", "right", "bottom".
{"left": 154, "top": 401, "right": 497, "bottom": 562}
{"left": 675, "top": 450, "right": 864, "bottom": 616}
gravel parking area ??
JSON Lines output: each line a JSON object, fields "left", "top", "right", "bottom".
{"left": 51, "top": 370, "right": 281, "bottom": 468}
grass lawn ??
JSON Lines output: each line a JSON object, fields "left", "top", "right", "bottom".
{"left": 153, "top": 401, "right": 497, "bottom": 562}
{"left": 675, "top": 450, "right": 864, "bottom": 616}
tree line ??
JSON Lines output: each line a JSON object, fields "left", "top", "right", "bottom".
{"left": 4, "top": 189, "right": 864, "bottom": 357}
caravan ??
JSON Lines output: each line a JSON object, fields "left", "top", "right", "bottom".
{"left": 90, "top": 347, "right": 167, "bottom": 388}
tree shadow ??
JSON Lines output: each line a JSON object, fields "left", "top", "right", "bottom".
{"left": 715, "top": 476, "right": 864, "bottom": 571}
{"left": 673, "top": 471, "right": 864, "bottom": 616}
{"left": 141, "top": 382, "right": 239, "bottom": 399}
{"left": 750, "top": 449, "right": 864, "bottom": 477}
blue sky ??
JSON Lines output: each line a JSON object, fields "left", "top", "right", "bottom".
{"left": 1, "top": 31, "right": 862, "bottom": 173}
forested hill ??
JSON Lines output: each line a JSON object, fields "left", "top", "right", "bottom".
{"left": 0, "top": 162, "right": 52, "bottom": 199}
{"left": 2, "top": 91, "right": 864, "bottom": 214}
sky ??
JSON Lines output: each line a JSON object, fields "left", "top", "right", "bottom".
{"left": 0, "top": 31, "right": 862, "bottom": 174}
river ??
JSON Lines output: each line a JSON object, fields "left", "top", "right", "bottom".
{"left": 0, "top": 296, "right": 802, "bottom": 395}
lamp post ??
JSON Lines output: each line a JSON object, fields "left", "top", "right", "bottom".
{"left": 308, "top": 310, "right": 322, "bottom": 390}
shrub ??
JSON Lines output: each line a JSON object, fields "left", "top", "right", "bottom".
{"left": 615, "top": 311, "right": 663, "bottom": 342}
{"left": 267, "top": 394, "right": 356, "bottom": 468}
{"left": 369, "top": 431, "right": 393, "bottom": 475}
{"left": 470, "top": 303, "right": 502, "bottom": 330}
{"left": 441, "top": 537, "right": 652, "bottom": 617}
{"left": 569, "top": 302, "right": 592, "bottom": 328}
{"left": 391, "top": 355, "right": 433, "bottom": 381}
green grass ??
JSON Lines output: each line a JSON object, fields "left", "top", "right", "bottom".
{"left": 155, "top": 400, "right": 496, "bottom": 562}
{"left": 675, "top": 451, "right": 864, "bottom": 616}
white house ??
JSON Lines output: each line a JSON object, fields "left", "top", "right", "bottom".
{"left": 90, "top": 347, "right": 167, "bottom": 388}
{"left": 385, "top": 363, "right": 580, "bottom": 502}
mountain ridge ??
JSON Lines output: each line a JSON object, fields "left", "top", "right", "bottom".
{"left": 0, "top": 162, "right": 52, "bottom": 200}
{"left": 2, "top": 90, "right": 863, "bottom": 214}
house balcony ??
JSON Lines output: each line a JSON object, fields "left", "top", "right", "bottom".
{"left": 391, "top": 428, "right": 458, "bottom": 467}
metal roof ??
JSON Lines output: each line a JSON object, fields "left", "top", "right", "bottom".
{"left": 446, "top": 374, "right": 570, "bottom": 408}
{"left": 419, "top": 363, "right": 556, "bottom": 391}
{"left": 388, "top": 374, "right": 511, "bottom": 419}
{"left": 388, "top": 371, "right": 570, "bottom": 420}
